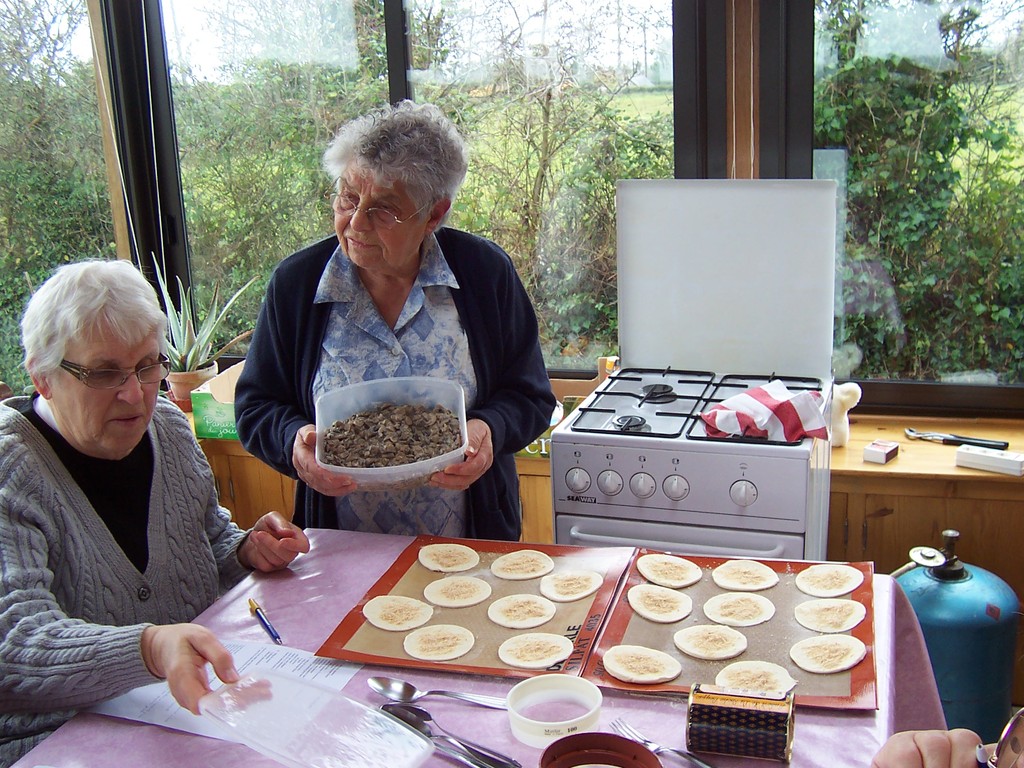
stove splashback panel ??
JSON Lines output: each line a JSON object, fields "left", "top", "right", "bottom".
{"left": 616, "top": 179, "right": 837, "bottom": 382}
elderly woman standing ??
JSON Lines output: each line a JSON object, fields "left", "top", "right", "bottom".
{"left": 235, "top": 100, "right": 555, "bottom": 540}
{"left": 0, "top": 260, "right": 309, "bottom": 767}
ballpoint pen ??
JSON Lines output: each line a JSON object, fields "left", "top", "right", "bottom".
{"left": 249, "top": 598, "right": 283, "bottom": 645}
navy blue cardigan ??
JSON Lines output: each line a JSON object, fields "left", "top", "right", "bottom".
{"left": 234, "top": 229, "right": 556, "bottom": 541}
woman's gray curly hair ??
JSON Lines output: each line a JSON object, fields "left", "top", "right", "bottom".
{"left": 323, "top": 100, "right": 469, "bottom": 223}
{"left": 22, "top": 259, "right": 167, "bottom": 378}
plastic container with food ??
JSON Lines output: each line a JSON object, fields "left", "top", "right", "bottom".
{"left": 315, "top": 376, "right": 469, "bottom": 490}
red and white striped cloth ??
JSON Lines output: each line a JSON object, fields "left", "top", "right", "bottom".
{"left": 700, "top": 379, "right": 828, "bottom": 442}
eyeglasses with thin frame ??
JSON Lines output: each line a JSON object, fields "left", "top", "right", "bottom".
{"left": 59, "top": 356, "right": 172, "bottom": 390}
{"left": 325, "top": 190, "right": 429, "bottom": 230}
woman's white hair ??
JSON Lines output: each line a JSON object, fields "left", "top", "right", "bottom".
{"left": 323, "top": 100, "right": 469, "bottom": 223}
{"left": 22, "top": 259, "right": 167, "bottom": 378}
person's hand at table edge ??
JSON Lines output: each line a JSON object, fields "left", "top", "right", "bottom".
{"left": 141, "top": 624, "right": 239, "bottom": 715}
{"left": 871, "top": 728, "right": 992, "bottom": 768}
{"left": 238, "top": 511, "right": 311, "bottom": 571}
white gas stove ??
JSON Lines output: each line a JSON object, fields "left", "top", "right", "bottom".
{"left": 550, "top": 179, "right": 839, "bottom": 560}
{"left": 551, "top": 368, "right": 831, "bottom": 559}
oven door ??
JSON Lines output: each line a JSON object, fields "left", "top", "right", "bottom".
{"left": 555, "top": 513, "right": 806, "bottom": 559}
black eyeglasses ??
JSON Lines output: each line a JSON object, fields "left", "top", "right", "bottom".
{"left": 59, "top": 356, "right": 171, "bottom": 389}
{"left": 325, "top": 190, "right": 429, "bottom": 230}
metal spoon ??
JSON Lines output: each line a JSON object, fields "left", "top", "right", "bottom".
{"left": 381, "top": 704, "right": 519, "bottom": 768}
{"left": 383, "top": 703, "right": 521, "bottom": 768}
{"left": 368, "top": 675, "right": 508, "bottom": 709}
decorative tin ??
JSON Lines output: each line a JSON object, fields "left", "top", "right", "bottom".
{"left": 685, "top": 684, "right": 795, "bottom": 762}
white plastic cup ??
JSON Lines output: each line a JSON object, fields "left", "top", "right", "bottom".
{"left": 506, "top": 675, "right": 603, "bottom": 748}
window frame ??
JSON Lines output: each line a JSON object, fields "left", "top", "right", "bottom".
{"left": 91, "top": 0, "right": 1023, "bottom": 417}
{"left": 772, "top": 1, "right": 1024, "bottom": 418}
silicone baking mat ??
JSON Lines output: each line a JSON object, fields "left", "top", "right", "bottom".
{"left": 316, "top": 535, "right": 635, "bottom": 678}
{"left": 582, "top": 550, "right": 876, "bottom": 710}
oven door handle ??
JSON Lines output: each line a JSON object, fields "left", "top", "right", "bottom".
{"left": 567, "top": 527, "right": 790, "bottom": 559}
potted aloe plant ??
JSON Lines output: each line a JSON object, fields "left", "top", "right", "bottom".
{"left": 151, "top": 257, "right": 258, "bottom": 411}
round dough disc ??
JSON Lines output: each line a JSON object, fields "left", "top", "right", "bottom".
{"left": 790, "top": 634, "right": 866, "bottom": 674}
{"left": 423, "top": 576, "right": 492, "bottom": 607}
{"left": 403, "top": 624, "right": 475, "bottom": 661}
{"left": 498, "top": 632, "right": 574, "bottom": 669}
{"left": 487, "top": 594, "right": 558, "bottom": 629}
{"left": 795, "top": 563, "right": 864, "bottom": 597}
{"left": 490, "top": 549, "right": 555, "bottom": 580}
{"left": 363, "top": 595, "right": 434, "bottom": 631}
{"left": 627, "top": 584, "right": 693, "bottom": 623}
{"left": 794, "top": 598, "right": 867, "bottom": 633}
{"left": 636, "top": 553, "right": 702, "bottom": 588}
{"left": 711, "top": 559, "right": 780, "bottom": 591}
{"left": 702, "top": 592, "right": 776, "bottom": 627}
{"left": 715, "top": 660, "right": 797, "bottom": 695}
{"left": 602, "top": 644, "right": 682, "bottom": 684}
{"left": 539, "top": 570, "right": 603, "bottom": 602}
{"left": 417, "top": 543, "right": 480, "bottom": 572}
{"left": 673, "top": 624, "right": 748, "bottom": 660}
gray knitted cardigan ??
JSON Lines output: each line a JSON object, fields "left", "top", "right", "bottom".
{"left": 0, "top": 397, "right": 250, "bottom": 766}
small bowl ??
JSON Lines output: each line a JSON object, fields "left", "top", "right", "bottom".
{"left": 540, "top": 733, "right": 662, "bottom": 768}
{"left": 315, "top": 377, "right": 468, "bottom": 491}
{"left": 507, "top": 675, "right": 603, "bottom": 748}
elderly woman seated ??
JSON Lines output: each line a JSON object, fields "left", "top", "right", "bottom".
{"left": 0, "top": 259, "right": 310, "bottom": 768}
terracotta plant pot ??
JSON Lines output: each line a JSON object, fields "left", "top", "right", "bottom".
{"left": 166, "top": 363, "right": 218, "bottom": 412}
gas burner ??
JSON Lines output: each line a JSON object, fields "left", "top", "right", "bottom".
{"left": 613, "top": 414, "right": 647, "bottom": 432}
{"left": 640, "top": 383, "right": 675, "bottom": 404}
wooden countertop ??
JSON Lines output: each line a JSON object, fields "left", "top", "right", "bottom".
{"left": 832, "top": 415, "right": 1024, "bottom": 482}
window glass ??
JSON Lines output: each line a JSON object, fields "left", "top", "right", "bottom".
{"left": 160, "top": 0, "right": 390, "bottom": 354}
{"left": 406, "top": 0, "right": 674, "bottom": 370}
{"left": 814, "top": 1, "right": 1024, "bottom": 387}
{"left": 0, "top": 0, "right": 115, "bottom": 395}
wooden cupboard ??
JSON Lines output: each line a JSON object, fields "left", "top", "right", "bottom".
{"left": 199, "top": 437, "right": 295, "bottom": 530}
{"left": 828, "top": 415, "right": 1024, "bottom": 704}
{"left": 517, "top": 456, "right": 556, "bottom": 544}
{"left": 198, "top": 439, "right": 554, "bottom": 542}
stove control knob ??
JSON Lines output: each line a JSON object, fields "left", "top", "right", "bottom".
{"left": 663, "top": 475, "right": 690, "bottom": 501}
{"left": 729, "top": 479, "right": 758, "bottom": 507}
{"left": 565, "top": 467, "right": 592, "bottom": 493}
{"left": 629, "top": 472, "right": 657, "bottom": 499}
{"left": 597, "top": 470, "right": 624, "bottom": 496}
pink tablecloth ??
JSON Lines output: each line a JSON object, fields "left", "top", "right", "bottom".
{"left": 14, "top": 529, "right": 945, "bottom": 768}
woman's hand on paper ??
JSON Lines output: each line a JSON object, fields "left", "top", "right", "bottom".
{"left": 238, "top": 511, "right": 310, "bottom": 571}
{"left": 871, "top": 729, "right": 989, "bottom": 768}
{"left": 141, "top": 624, "right": 239, "bottom": 715}
{"left": 292, "top": 423, "right": 358, "bottom": 496}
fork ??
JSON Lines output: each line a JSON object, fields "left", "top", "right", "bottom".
{"left": 610, "top": 718, "right": 717, "bottom": 768}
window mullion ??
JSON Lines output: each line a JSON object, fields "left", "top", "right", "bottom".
{"left": 96, "top": 0, "right": 191, "bottom": 307}
{"left": 384, "top": 0, "right": 414, "bottom": 103}
{"left": 759, "top": 0, "right": 814, "bottom": 179}
{"left": 675, "top": 0, "right": 728, "bottom": 179}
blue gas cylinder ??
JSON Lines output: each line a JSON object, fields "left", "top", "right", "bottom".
{"left": 896, "top": 530, "right": 1019, "bottom": 743}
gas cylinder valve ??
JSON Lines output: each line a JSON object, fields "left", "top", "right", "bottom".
{"left": 894, "top": 529, "right": 966, "bottom": 581}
